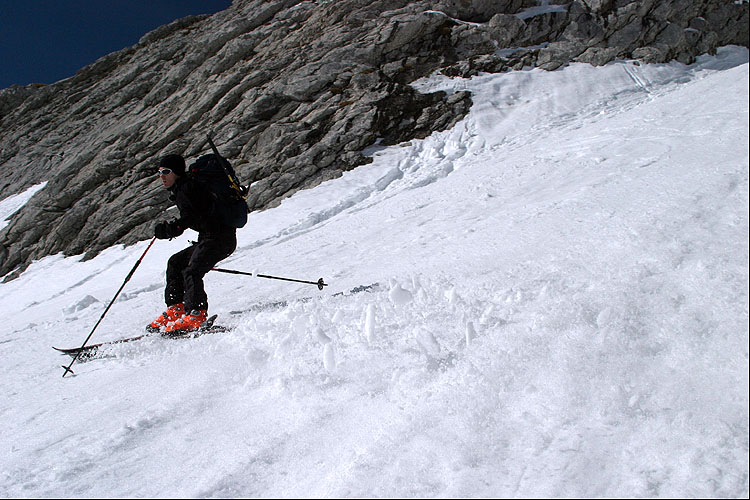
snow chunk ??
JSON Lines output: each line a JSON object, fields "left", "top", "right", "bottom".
{"left": 323, "top": 344, "right": 336, "bottom": 372}
{"left": 63, "top": 294, "right": 100, "bottom": 315}
{"left": 389, "top": 282, "right": 413, "bottom": 305}
{"left": 315, "top": 327, "right": 332, "bottom": 344}
{"left": 465, "top": 321, "right": 477, "bottom": 345}
{"left": 364, "top": 304, "right": 376, "bottom": 343}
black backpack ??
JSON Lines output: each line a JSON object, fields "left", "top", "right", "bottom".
{"left": 187, "top": 154, "right": 249, "bottom": 229}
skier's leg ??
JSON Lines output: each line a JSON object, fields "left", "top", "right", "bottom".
{"left": 182, "top": 233, "right": 236, "bottom": 312}
{"left": 168, "top": 234, "right": 236, "bottom": 332}
{"left": 148, "top": 246, "right": 194, "bottom": 331}
{"left": 165, "top": 245, "right": 195, "bottom": 306}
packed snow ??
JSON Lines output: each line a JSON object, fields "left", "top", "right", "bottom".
{"left": 1, "top": 47, "right": 748, "bottom": 498}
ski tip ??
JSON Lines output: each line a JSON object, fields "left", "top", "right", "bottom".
{"left": 53, "top": 346, "right": 80, "bottom": 355}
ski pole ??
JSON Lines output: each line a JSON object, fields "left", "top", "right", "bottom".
{"left": 61, "top": 237, "right": 157, "bottom": 377}
{"left": 211, "top": 267, "right": 327, "bottom": 290}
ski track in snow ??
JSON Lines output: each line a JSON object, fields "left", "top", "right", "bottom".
{"left": 240, "top": 47, "right": 747, "bottom": 252}
{"left": 0, "top": 47, "right": 748, "bottom": 498}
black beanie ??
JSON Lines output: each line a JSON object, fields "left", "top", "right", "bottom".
{"left": 159, "top": 154, "right": 186, "bottom": 176}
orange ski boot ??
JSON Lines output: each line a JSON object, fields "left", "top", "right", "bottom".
{"left": 147, "top": 303, "right": 185, "bottom": 332}
{"left": 165, "top": 309, "right": 208, "bottom": 334}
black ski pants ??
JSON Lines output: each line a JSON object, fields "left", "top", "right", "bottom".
{"left": 165, "top": 231, "right": 236, "bottom": 312}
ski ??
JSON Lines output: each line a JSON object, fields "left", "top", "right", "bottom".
{"left": 53, "top": 315, "right": 228, "bottom": 362}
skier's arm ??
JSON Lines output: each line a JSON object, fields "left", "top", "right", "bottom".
{"left": 172, "top": 180, "right": 209, "bottom": 232}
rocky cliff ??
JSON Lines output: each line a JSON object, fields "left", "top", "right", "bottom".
{"left": 1, "top": 0, "right": 747, "bottom": 279}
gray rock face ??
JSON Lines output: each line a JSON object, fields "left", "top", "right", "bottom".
{"left": 0, "top": 0, "right": 747, "bottom": 279}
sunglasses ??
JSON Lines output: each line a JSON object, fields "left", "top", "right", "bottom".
{"left": 157, "top": 168, "right": 172, "bottom": 176}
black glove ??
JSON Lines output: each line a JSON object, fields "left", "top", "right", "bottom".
{"left": 154, "top": 220, "right": 184, "bottom": 240}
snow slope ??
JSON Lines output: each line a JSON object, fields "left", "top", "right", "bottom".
{"left": 0, "top": 182, "right": 46, "bottom": 231}
{"left": 1, "top": 47, "right": 748, "bottom": 498}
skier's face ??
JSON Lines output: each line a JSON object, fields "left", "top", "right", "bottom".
{"left": 158, "top": 168, "right": 178, "bottom": 188}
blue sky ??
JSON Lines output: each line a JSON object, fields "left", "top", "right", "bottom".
{"left": 0, "top": 0, "right": 231, "bottom": 89}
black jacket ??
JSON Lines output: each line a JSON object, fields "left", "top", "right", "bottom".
{"left": 169, "top": 176, "right": 235, "bottom": 236}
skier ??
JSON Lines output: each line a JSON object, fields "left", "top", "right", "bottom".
{"left": 148, "top": 154, "right": 237, "bottom": 333}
